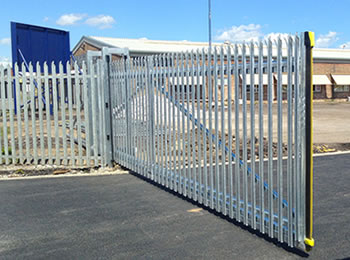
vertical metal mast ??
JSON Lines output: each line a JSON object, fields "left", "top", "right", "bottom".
{"left": 208, "top": 0, "right": 212, "bottom": 50}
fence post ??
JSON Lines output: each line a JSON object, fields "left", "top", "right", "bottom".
{"left": 123, "top": 55, "right": 131, "bottom": 168}
{"left": 147, "top": 56, "right": 156, "bottom": 179}
{"left": 86, "top": 50, "right": 102, "bottom": 161}
{"left": 102, "top": 47, "right": 115, "bottom": 167}
{"left": 304, "top": 31, "right": 315, "bottom": 251}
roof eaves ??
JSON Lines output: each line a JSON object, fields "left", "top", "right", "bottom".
{"left": 72, "top": 36, "right": 116, "bottom": 54}
{"left": 314, "top": 57, "right": 350, "bottom": 64}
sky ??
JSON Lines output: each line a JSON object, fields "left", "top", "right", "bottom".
{"left": 1, "top": 0, "right": 350, "bottom": 64}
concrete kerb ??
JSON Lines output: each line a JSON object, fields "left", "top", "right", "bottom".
{"left": 0, "top": 164, "right": 129, "bottom": 181}
{"left": 313, "top": 150, "right": 350, "bottom": 157}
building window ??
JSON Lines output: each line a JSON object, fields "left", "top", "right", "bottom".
{"left": 246, "top": 85, "right": 259, "bottom": 93}
{"left": 334, "top": 85, "right": 350, "bottom": 92}
{"left": 313, "top": 85, "right": 322, "bottom": 93}
{"left": 171, "top": 84, "right": 202, "bottom": 100}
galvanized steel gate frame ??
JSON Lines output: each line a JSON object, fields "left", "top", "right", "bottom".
{"left": 104, "top": 32, "right": 315, "bottom": 251}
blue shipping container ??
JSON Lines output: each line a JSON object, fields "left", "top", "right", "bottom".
{"left": 11, "top": 22, "right": 70, "bottom": 73}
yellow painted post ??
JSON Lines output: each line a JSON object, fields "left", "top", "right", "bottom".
{"left": 304, "top": 31, "right": 315, "bottom": 250}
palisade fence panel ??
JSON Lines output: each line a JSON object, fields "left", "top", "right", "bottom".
{"left": 111, "top": 34, "right": 314, "bottom": 250}
{"left": 0, "top": 61, "right": 105, "bottom": 166}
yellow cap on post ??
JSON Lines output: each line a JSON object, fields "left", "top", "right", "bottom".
{"left": 305, "top": 237, "right": 315, "bottom": 247}
{"left": 308, "top": 32, "right": 315, "bottom": 48}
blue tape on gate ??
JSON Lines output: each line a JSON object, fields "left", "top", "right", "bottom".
{"left": 158, "top": 86, "right": 289, "bottom": 208}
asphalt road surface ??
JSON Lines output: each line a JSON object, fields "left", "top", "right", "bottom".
{"left": 0, "top": 154, "right": 349, "bottom": 259}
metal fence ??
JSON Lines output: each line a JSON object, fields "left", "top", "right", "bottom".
{"left": 0, "top": 32, "right": 314, "bottom": 251}
{"left": 110, "top": 33, "right": 314, "bottom": 250}
{"left": 0, "top": 61, "right": 108, "bottom": 166}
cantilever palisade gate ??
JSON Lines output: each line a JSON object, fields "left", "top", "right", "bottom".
{"left": 0, "top": 32, "right": 314, "bottom": 251}
{"left": 109, "top": 32, "right": 315, "bottom": 251}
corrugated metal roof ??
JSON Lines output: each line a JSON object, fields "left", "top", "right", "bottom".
{"left": 243, "top": 74, "right": 331, "bottom": 85}
{"left": 73, "top": 36, "right": 350, "bottom": 62}
{"left": 280, "top": 75, "right": 332, "bottom": 85}
{"left": 280, "top": 74, "right": 331, "bottom": 85}
{"left": 90, "top": 36, "right": 213, "bottom": 54}
{"left": 331, "top": 75, "right": 350, "bottom": 85}
{"left": 243, "top": 74, "right": 270, "bottom": 85}
{"left": 313, "top": 48, "right": 350, "bottom": 61}
{"left": 313, "top": 75, "right": 331, "bottom": 85}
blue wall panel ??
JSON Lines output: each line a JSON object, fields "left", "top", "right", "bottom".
{"left": 11, "top": 22, "right": 70, "bottom": 73}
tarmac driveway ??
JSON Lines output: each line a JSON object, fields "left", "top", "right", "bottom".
{"left": 0, "top": 154, "right": 349, "bottom": 259}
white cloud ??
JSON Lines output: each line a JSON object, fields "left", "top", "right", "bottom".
{"left": 55, "top": 13, "right": 115, "bottom": 29}
{"left": 216, "top": 24, "right": 262, "bottom": 42}
{"left": 0, "top": 38, "right": 11, "bottom": 45}
{"left": 43, "top": 17, "right": 49, "bottom": 22}
{"left": 264, "top": 33, "right": 290, "bottom": 43}
{"left": 217, "top": 27, "right": 346, "bottom": 48}
{"left": 85, "top": 15, "right": 115, "bottom": 29}
{"left": 0, "top": 57, "right": 10, "bottom": 62}
{"left": 0, "top": 56, "right": 11, "bottom": 67}
{"left": 315, "top": 31, "right": 338, "bottom": 48}
{"left": 56, "top": 13, "right": 86, "bottom": 26}
{"left": 215, "top": 24, "right": 290, "bottom": 44}
{"left": 339, "top": 42, "right": 350, "bottom": 49}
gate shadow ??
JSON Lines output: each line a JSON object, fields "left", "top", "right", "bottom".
{"left": 127, "top": 170, "right": 309, "bottom": 257}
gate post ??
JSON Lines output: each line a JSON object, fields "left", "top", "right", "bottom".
{"left": 304, "top": 31, "right": 315, "bottom": 250}
{"left": 102, "top": 47, "right": 115, "bottom": 167}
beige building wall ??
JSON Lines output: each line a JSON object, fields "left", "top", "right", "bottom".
{"left": 74, "top": 42, "right": 100, "bottom": 57}
{"left": 313, "top": 62, "right": 350, "bottom": 99}
{"left": 314, "top": 63, "right": 350, "bottom": 74}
